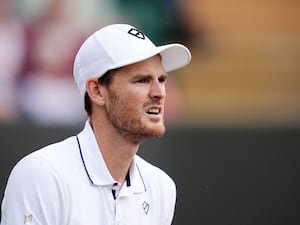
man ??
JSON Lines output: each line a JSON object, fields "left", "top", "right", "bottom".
{"left": 1, "top": 24, "right": 191, "bottom": 224}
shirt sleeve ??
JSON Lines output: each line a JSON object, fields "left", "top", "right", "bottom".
{"left": 1, "top": 156, "right": 67, "bottom": 225}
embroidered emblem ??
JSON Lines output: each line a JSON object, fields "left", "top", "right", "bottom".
{"left": 24, "top": 214, "right": 33, "bottom": 223}
{"left": 128, "top": 28, "right": 145, "bottom": 40}
{"left": 142, "top": 201, "right": 150, "bottom": 214}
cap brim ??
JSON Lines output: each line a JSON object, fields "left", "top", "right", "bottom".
{"left": 107, "top": 43, "right": 191, "bottom": 73}
{"left": 157, "top": 43, "right": 192, "bottom": 72}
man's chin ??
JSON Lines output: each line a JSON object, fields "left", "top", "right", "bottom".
{"left": 145, "top": 124, "right": 166, "bottom": 138}
{"left": 116, "top": 123, "right": 165, "bottom": 144}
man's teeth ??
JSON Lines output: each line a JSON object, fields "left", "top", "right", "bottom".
{"left": 148, "top": 109, "right": 159, "bottom": 114}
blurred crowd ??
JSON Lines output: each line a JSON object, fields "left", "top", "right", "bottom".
{"left": 0, "top": 0, "right": 199, "bottom": 127}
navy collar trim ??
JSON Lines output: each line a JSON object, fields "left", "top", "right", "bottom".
{"left": 77, "top": 135, "right": 132, "bottom": 187}
{"left": 76, "top": 135, "right": 94, "bottom": 184}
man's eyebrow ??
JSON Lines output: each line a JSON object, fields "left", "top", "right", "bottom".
{"left": 132, "top": 73, "right": 168, "bottom": 79}
{"left": 132, "top": 74, "right": 151, "bottom": 79}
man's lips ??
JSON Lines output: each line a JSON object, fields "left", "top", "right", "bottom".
{"left": 146, "top": 106, "right": 162, "bottom": 116}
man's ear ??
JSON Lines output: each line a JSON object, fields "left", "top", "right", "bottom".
{"left": 86, "top": 78, "right": 106, "bottom": 106}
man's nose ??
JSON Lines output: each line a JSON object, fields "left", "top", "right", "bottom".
{"left": 149, "top": 81, "right": 166, "bottom": 99}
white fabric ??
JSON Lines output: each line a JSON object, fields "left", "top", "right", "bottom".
{"left": 73, "top": 24, "right": 191, "bottom": 96}
{"left": 1, "top": 121, "right": 176, "bottom": 225}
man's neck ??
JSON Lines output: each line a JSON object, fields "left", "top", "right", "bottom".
{"left": 89, "top": 118, "right": 140, "bottom": 184}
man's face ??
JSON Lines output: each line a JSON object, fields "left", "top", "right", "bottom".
{"left": 104, "top": 55, "right": 167, "bottom": 143}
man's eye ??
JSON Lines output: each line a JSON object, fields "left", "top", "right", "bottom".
{"left": 159, "top": 78, "right": 167, "bottom": 83}
{"left": 137, "top": 79, "right": 148, "bottom": 83}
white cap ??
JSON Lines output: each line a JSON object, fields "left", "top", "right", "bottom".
{"left": 73, "top": 24, "right": 192, "bottom": 97}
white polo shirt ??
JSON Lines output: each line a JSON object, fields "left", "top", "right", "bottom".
{"left": 1, "top": 121, "right": 176, "bottom": 225}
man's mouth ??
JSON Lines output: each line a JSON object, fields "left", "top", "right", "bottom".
{"left": 147, "top": 108, "right": 161, "bottom": 115}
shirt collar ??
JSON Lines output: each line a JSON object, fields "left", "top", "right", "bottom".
{"left": 76, "top": 120, "right": 146, "bottom": 194}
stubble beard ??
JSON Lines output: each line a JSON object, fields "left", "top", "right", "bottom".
{"left": 106, "top": 91, "right": 166, "bottom": 144}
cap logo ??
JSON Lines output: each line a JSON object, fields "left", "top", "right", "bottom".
{"left": 128, "top": 28, "right": 145, "bottom": 40}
